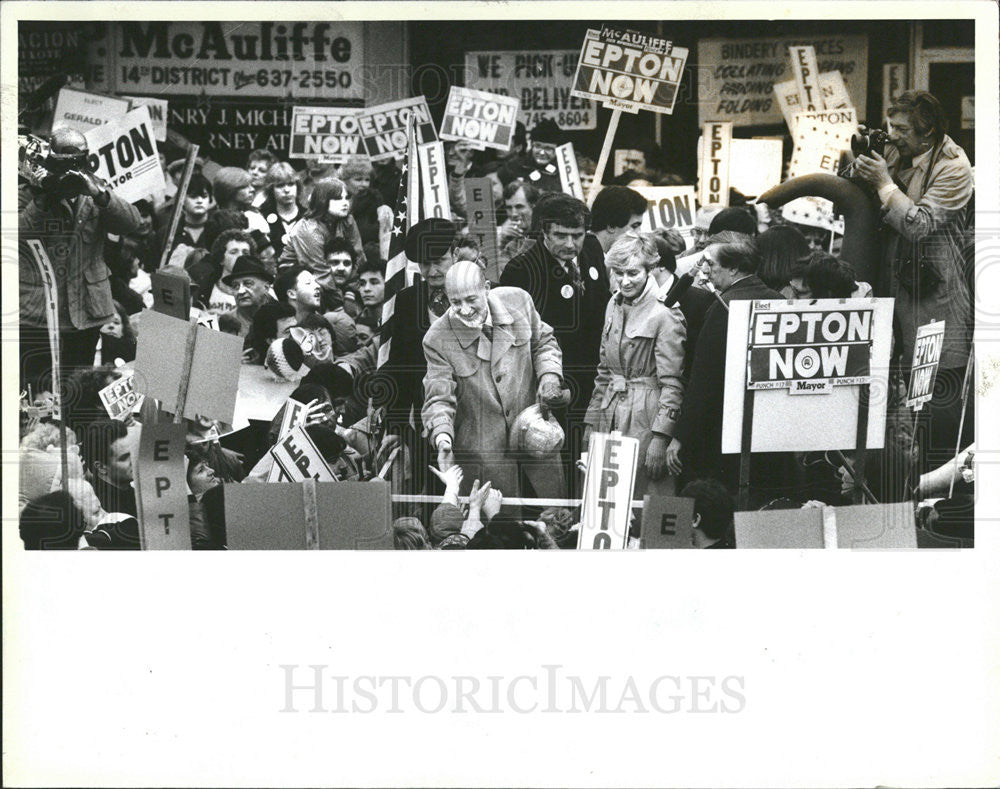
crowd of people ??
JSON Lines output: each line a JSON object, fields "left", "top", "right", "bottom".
{"left": 17, "top": 89, "right": 976, "bottom": 550}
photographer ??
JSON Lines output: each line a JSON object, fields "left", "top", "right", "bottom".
{"left": 19, "top": 127, "right": 142, "bottom": 390}
{"left": 848, "top": 91, "right": 974, "bottom": 466}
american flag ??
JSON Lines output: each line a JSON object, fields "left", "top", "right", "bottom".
{"left": 378, "top": 114, "right": 422, "bottom": 368}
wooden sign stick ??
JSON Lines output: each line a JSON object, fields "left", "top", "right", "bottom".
{"left": 172, "top": 319, "right": 199, "bottom": 424}
{"left": 157, "top": 144, "right": 200, "bottom": 270}
{"left": 587, "top": 108, "right": 622, "bottom": 206}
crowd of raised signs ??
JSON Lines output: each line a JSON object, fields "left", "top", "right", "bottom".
{"left": 18, "top": 93, "right": 976, "bottom": 550}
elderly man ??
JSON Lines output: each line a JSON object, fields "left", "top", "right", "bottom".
{"left": 849, "top": 90, "right": 974, "bottom": 467}
{"left": 422, "top": 260, "right": 565, "bottom": 498}
{"left": 221, "top": 255, "right": 277, "bottom": 338}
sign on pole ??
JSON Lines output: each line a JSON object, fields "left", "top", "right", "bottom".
{"left": 417, "top": 141, "right": 452, "bottom": 220}
{"left": 83, "top": 106, "right": 166, "bottom": 202}
{"left": 640, "top": 495, "right": 696, "bottom": 549}
{"left": 774, "top": 71, "right": 853, "bottom": 134}
{"left": 555, "top": 142, "right": 585, "bottom": 200}
{"left": 788, "top": 46, "right": 824, "bottom": 112}
{"left": 52, "top": 87, "right": 130, "bottom": 133}
{"left": 571, "top": 27, "right": 689, "bottom": 115}
{"left": 698, "top": 121, "right": 732, "bottom": 208}
{"left": 439, "top": 86, "right": 520, "bottom": 151}
{"left": 906, "top": 320, "right": 945, "bottom": 410}
{"left": 289, "top": 106, "right": 363, "bottom": 161}
{"left": 722, "top": 298, "right": 894, "bottom": 453}
{"left": 577, "top": 431, "right": 639, "bottom": 550}
{"left": 121, "top": 96, "right": 168, "bottom": 141}
{"left": 358, "top": 97, "right": 436, "bottom": 161}
{"left": 633, "top": 185, "right": 697, "bottom": 239}
{"left": 464, "top": 178, "right": 500, "bottom": 281}
{"left": 136, "top": 422, "right": 191, "bottom": 550}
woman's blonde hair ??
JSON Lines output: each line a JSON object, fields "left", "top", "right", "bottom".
{"left": 604, "top": 231, "right": 659, "bottom": 272}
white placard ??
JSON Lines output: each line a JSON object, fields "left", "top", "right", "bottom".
{"left": 577, "top": 431, "right": 639, "bottom": 550}
{"left": 83, "top": 105, "right": 166, "bottom": 202}
{"left": 52, "top": 87, "right": 130, "bottom": 132}
{"left": 417, "top": 141, "right": 452, "bottom": 220}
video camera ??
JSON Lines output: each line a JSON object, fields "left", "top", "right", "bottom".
{"left": 850, "top": 126, "right": 890, "bottom": 158}
{"left": 18, "top": 131, "right": 97, "bottom": 199}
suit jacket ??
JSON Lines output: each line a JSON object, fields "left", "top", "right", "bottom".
{"left": 422, "top": 287, "right": 563, "bottom": 497}
{"left": 675, "top": 274, "right": 789, "bottom": 499}
{"left": 656, "top": 273, "right": 715, "bottom": 380}
{"left": 499, "top": 233, "right": 610, "bottom": 411}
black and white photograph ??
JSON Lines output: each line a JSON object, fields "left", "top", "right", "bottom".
{"left": 3, "top": 1, "right": 998, "bottom": 785}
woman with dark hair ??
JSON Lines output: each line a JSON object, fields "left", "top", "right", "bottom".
{"left": 277, "top": 178, "right": 366, "bottom": 274}
{"left": 97, "top": 300, "right": 137, "bottom": 365}
{"left": 756, "top": 224, "right": 811, "bottom": 292}
{"left": 258, "top": 161, "right": 304, "bottom": 259}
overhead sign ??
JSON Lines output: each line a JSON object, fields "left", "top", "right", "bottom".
{"left": 133, "top": 309, "right": 243, "bottom": 423}
{"left": 571, "top": 26, "right": 689, "bottom": 115}
{"left": 439, "top": 86, "right": 520, "bottom": 151}
{"left": 465, "top": 49, "right": 597, "bottom": 131}
{"left": 722, "top": 298, "right": 894, "bottom": 454}
{"left": 136, "top": 422, "right": 191, "bottom": 550}
{"left": 697, "top": 34, "right": 868, "bottom": 126}
{"left": 289, "top": 106, "right": 362, "bottom": 160}
{"left": 640, "top": 495, "right": 696, "bottom": 549}
{"left": 358, "top": 97, "right": 436, "bottom": 162}
{"left": 121, "top": 95, "right": 168, "bottom": 141}
{"left": 698, "top": 121, "right": 732, "bottom": 208}
{"left": 417, "top": 141, "right": 452, "bottom": 220}
{"left": 225, "top": 481, "right": 394, "bottom": 550}
{"left": 556, "top": 142, "right": 585, "bottom": 200}
{"left": 52, "top": 87, "right": 131, "bottom": 132}
{"left": 577, "top": 431, "right": 640, "bottom": 550}
{"left": 464, "top": 178, "right": 499, "bottom": 281}
{"left": 906, "top": 320, "right": 945, "bottom": 409}
{"left": 91, "top": 21, "right": 365, "bottom": 99}
{"left": 83, "top": 105, "right": 166, "bottom": 202}
{"left": 746, "top": 303, "right": 874, "bottom": 393}
{"left": 270, "top": 425, "right": 339, "bottom": 482}
{"left": 98, "top": 373, "right": 144, "bottom": 421}
{"left": 632, "top": 185, "right": 697, "bottom": 239}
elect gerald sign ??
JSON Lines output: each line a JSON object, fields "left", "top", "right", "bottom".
{"left": 571, "top": 27, "right": 689, "bottom": 114}
{"left": 747, "top": 303, "right": 873, "bottom": 394}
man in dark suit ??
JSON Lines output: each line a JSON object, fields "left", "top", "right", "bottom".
{"left": 652, "top": 237, "right": 715, "bottom": 380}
{"left": 373, "top": 218, "right": 458, "bottom": 493}
{"left": 671, "top": 231, "right": 793, "bottom": 508}
{"left": 500, "top": 194, "right": 611, "bottom": 490}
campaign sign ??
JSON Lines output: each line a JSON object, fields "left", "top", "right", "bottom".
{"left": 52, "top": 87, "right": 131, "bottom": 132}
{"left": 150, "top": 271, "right": 191, "bottom": 319}
{"left": 417, "top": 141, "right": 452, "bottom": 220}
{"left": 640, "top": 495, "right": 696, "bottom": 549}
{"left": 774, "top": 71, "right": 852, "bottom": 133}
{"left": 556, "top": 142, "right": 585, "bottom": 200}
{"left": 83, "top": 106, "right": 165, "bottom": 202}
{"left": 571, "top": 27, "right": 689, "bottom": 115}
{"left": 267, "top": 398, "right": 310, "bottom": 482}
{"left": 788, "top": 45, "right": 823, "bottom": 112}
{"left": 289, "top": 106, "right": 362, "bottom": 160}
{"left": 906, "top": 320, "right": 945, "bottom": 409}
{"left": 270, "top": 425, "right": 338, "bottom": 482}
{"left": 746, "top": 303, "right": 874, "bottom": 393}
{"left": 633, "top": 185, "right": 697, "bottom": 238}
{"left": 98, "top": 373, "right": 144, "bottom": 421}
{"left": 698, "top": 122, "right": 732, "bottom": 207}
{"left": 358, "top": 97, "right": 436, "bottom": 161}
{"left": 464, "top": 178, "right": 499, "bottom": 280}
{"left": 439, "top": 86, "right": 520, "bottom": 151}
{"left": 722, "top": 298, "right": 894, "bottom": 454}
{"left": 577, "top": 431, "right": 640, "bottom": 550}
{"left": 121, "top": 96, "right": 168, "bottom": 141}
{"left": 136, "top": 422, "right": 191, "bottom": 550}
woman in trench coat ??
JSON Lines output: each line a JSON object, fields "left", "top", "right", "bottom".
{"left": 584, "top": 232, "right": 687, "bottom": 497}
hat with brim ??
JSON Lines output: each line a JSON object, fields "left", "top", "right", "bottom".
{"left": 222, "top": 255, "right": 274, "bottom": 287}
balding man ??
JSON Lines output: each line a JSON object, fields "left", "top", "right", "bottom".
{"left": 422, "top": 260, "right": 565, "bottom": 498}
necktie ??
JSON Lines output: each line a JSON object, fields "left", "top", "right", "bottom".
{"left": 481, "top": 324, "right": 493, "bottom": 342}
{"left": 566, "top": 259, "right": 583, "bottom": 292}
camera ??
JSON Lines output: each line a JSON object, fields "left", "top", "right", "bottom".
{"left": 19, "top": 131, "right": 96, "bottom": 199}
{"left": 850, "top": 127, "right": 890, "bottom": 158}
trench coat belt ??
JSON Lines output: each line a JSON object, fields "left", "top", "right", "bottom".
{"left": 600, "top": 374, "right": 659, "bottom": 409}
